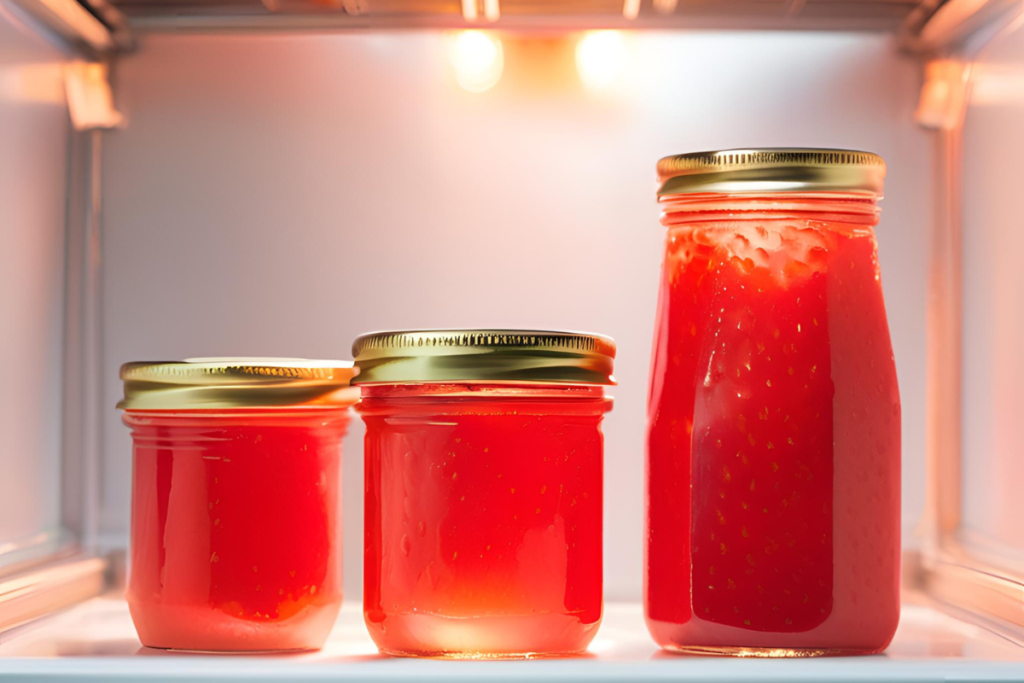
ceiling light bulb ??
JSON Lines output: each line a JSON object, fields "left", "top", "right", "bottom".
{"left": 450, "top": 30, "right": 504, "bottom": 93}
{"left": 576, "top": 31, "right": 628, "bottom": 92}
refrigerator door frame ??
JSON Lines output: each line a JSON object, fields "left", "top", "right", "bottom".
{"left": 0, "top": 1, "right": 117, "bottom": 632}
{"left": 912, "top": 0, "right": 1024, "bottom": 643}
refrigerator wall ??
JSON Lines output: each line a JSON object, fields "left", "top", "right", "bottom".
{"left": 99, "top": 30, "right": 933, "bottom": 599}
{"left": 0, "top": 3, "right": 71, "bottom": 564}
{"left": 960, "top": 9, "right": 1024, "bottom": 561}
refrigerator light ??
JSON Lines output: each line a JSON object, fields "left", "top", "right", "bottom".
{"left": 576, "top": 31, "right": 628, "bottom": 92}
{"left": 450, "top": 31, "right": 503, "bottom": 93}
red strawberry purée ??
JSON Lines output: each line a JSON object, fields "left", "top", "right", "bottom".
{"left": 352, "top": 330, "right": 615, "bottom": 658}
{"left": 645, "top": 150, "right": 901, "bottom": 656}
{"left": 118, "top": 358, "right": 357, "bottom": 652}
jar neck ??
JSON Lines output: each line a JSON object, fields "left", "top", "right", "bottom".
{"left": 357, "top": 383, "right": 607, "bottom": 401}
{"left": 660, "top": 192, "right": 880, "bottom": 228}
{"left": 121, "top": 407, "right": 352, "bottom": 429}
{"left": 355, "top": 383, "right": 612, "bottom": 417}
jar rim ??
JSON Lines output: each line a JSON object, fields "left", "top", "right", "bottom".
{"left": 351, "top": 329, "right": 616, "bottom": 386}
{"left": 657, "top": 148, "right": 885, "bottom": 196}
{"left": 117, "top": 357, "right": 358, "bottom": 410}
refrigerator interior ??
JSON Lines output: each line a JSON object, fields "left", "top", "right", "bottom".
{"left": 0, "top": 0, "right": 1022, "bottom": 678}
{"left": 98, "top": 29, "right": 934, "bottom": 602}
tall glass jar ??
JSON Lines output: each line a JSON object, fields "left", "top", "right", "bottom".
{"left": 352, "top": 330, "right": 615, "bottom": 659}
{"left": 645, "top": 149, "right": 901, "bottom": 656}
{"left": 118, "top": 358, "right": 357, "bottom": 652}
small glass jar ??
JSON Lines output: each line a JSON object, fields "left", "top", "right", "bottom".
{"left": 352, "top": 330, "right": 615, "bottom": 659}
{"left": 645, "top": 150, "right": 901, "bottom": 656}
{"left": 118, "top": 358, "right": 357, "bottom": 652}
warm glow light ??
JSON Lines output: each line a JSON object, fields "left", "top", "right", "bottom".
{"left": 462, "top": 0, "right": 478, "bottom": 21}
{"left": 970, "top": 63, "right": 1024, "bottom": 106}
{"left": 484, "top": 0, "right": 500, "bottom": 21}
{"left": 576, "top": 31, "right": 628, "bottom": 92}
{"left": 0, "top": 64, "right": 65, "bottom": 105}
{"left": 622, "top": 0, "right": 641, "bottom": 19}
{"left": 450, "top": 31, "right": 504, "bottom": 93}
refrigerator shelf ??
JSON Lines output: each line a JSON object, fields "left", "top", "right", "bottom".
{"left": 0, "top": 595, "right": 1021, "bottom": 682}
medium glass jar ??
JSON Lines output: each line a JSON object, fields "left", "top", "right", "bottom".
{"left": 645, "top": 149, "right": 901, "bottom": 656}
{"left": 118, "top": 358, "right": 357, "bottom": 652}
{"left": 352, "top": 330, "right": 615, "bottom": 659}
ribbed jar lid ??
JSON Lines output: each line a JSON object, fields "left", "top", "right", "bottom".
{"left": 657, "top": 148, "right": 886, "bottom": 196}
{"left": 351, "top": 329, "right": 616, "bottom": 386}
{"left": 118, "top": 357, "right": 358, "bottom": 410}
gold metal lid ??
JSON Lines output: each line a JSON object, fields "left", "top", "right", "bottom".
{"left": 118, "top": 357, "right": 358, "bottom": 410}
{"left": 657, "top": 148, "right": 886, "bottom": 196}
{"left": 351, "top": 330, "right": 616, "bottom": 386}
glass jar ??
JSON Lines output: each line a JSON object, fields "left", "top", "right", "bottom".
{"left": 645, "top": 149, "right": 901, "bottom": 656}
{"left": 118, "top": 358, "right": 357, "bottom": 652}
{"left": 352, "top": 330, "right": 615, "bottom": 659}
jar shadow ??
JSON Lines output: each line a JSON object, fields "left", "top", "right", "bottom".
{"left": 319, "top": 651, "right": 599, "bottom": 663}
{"left": 132, "top": 646, "right": 322, "bottom": 658}
{"left": 648, "top": 649, "right": 891, "bottom": 661}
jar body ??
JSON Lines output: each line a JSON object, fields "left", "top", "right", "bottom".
{"left": 123, "top": 408, "right": 348, "bottom": 652}
{"left": 644, "top": 193, "right": 901, "bottom": 656}
{"left": 358, "top": 383, "right": 610, "bottom": 658}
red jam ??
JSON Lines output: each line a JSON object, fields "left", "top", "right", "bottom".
{"left": 358, "top": 383, "right": 611, "bottom": 658}
{"left": 124, "top": 408, "right": 349, "bottom": 652}
{"left": 645, "top": 193, "right": 901, "bottom": 655}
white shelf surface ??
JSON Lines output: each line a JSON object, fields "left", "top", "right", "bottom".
{"left": 1, "top": 596, "right": 1023, "bottom": 681}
